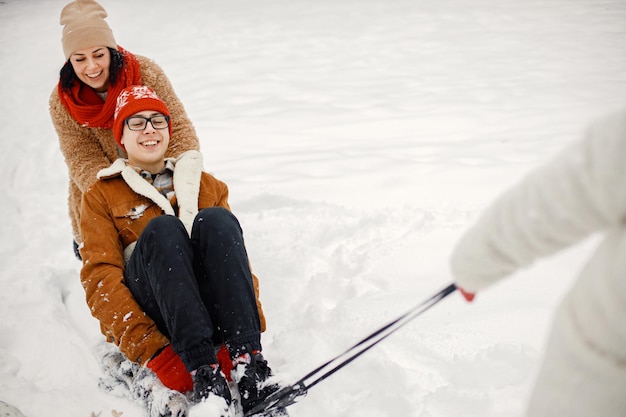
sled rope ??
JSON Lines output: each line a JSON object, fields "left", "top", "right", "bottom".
{"left": 245, "top": 283, "right": 458, "bottom": 416}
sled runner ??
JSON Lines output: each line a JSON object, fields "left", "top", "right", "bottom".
{"left": 0, "top": 401, "right": 26, "bottom": 417}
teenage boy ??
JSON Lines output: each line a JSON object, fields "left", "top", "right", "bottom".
{"left": 80, "top": 85, "right": 281, "bottom": 415}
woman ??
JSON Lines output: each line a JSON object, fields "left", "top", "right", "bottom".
{"left": 451, "top": 109, "right": 626, "bottom": 417}
{"left": 49, "top": 0, "right": 199, "bottom": 256}
{"left": 81, "top": 85, "right": 281, "bottom": 415}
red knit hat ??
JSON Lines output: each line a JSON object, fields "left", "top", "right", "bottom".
{"left": 113, "top": 85, "right": 171, "bottom": 148}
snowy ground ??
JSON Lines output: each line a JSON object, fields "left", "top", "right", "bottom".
{"left": 1, "top": 0, "right": 626, "bottom": 416}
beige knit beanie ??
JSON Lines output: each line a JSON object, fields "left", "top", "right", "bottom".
{"left": 60, "top": 0, "right": 117, "bottom": 60}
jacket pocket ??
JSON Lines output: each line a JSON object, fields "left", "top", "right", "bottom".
{"left": 111, "top": 199, "right": 155, "bottom": 250}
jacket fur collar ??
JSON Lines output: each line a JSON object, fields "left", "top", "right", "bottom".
{"left": 97, "top": 150, "right": 203, "bottom": 235}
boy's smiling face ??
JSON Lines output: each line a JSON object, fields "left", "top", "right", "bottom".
{"left": 121, "top": 110, "right": 171, "bottom": 173}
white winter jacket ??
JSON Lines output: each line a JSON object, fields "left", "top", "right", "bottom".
{"left": 450, "top": 110, "right": 626, "bottom": 417}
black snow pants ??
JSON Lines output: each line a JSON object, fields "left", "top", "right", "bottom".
{"left": 124, "top": 207, "right": 262, "bottom": 372}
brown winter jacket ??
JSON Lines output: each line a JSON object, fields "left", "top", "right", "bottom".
{"left": 49, "top": 55, "right": 200, "bottom": 244}
{"left": 80, "top": 151, "right": 266, "bottom": 365}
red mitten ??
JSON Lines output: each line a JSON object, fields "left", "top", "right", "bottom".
{"left": 146, "top": 345, "right": 193, "bottom": 393}
{"left": 216, "top": 344, "right": 233, "bottom": 381}
{"left": 458, "top": 286, "right": 476, "bottom": 302}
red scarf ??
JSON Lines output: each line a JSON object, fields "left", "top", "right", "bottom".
{"left": 58, "top": 46, "right": 142, "bottom": 129}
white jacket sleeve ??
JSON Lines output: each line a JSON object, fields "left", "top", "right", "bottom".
{"left": 450, "top": 110, "right": 626, "bottom": 292}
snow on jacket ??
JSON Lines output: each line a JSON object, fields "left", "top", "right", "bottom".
{"left": 49, "top": 55, "right": 200, "bottom": 245}
{"left": 450, "top": 110, "right": 626, "bottom": 417}
{"left": 79, "top": 150, "right": 266, "bottom": 365}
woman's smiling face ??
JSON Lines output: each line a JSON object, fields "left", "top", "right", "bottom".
{"left": 69, "top": 46, "right": 111, "bottom": 93}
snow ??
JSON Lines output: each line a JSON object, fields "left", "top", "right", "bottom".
{"left": 1, "top": 0, "right": 625, "bottom": 416}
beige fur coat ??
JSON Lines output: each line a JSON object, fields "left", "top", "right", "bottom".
{"left": 49, "top": 55, "right": 200, "bottom": 244}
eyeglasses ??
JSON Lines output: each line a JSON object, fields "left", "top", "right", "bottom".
{"left": 125, "top": 115, "right": 170, "bottom": 131}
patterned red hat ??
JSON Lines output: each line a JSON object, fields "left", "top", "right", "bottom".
{"left": 113, "top": 85, "right": 171, "bottom": 148}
